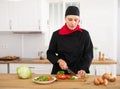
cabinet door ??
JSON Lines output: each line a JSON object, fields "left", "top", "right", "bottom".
{"left": 89, "top": 65, "right": 95, "bottom": 75}
{"left": 0, "top": 64, "right": 8, "bottom": 73}
{"left": 95, "top": 65, "right": 107, "bottom": 75}
{"left": 108, "top": 64, "right": 116, "bottom": 76}
{"left": 9, "top": 63, "right": 53, "bottom": 74}
{"left": 92, "top": 64, "right": 117, "bottom": 76}
{"left": 8, "top": 0, "right": 41, "bottom": 31}
{"left": 29, "top": 64, "right": 53, "bottom": 74}
{"left": 0, "top": 1, "right": 10, "bottom": 31}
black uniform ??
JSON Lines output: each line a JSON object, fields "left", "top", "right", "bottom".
{"left": 47, "top": 29, "right": 93, "bottom": 74}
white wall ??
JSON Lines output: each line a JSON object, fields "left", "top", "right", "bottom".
{"left": 0, "top": 32, "right": 22, "bottom": 57}
{"left": 117, "top": 0, "right": 120, "bottom": 75}
{"left": 79, "top": 0, "right": 118, "bottom": 60}
{"left": 0, "top": 32, "right": 47, "bottom": 58}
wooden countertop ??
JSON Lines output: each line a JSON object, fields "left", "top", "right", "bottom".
{"left": 0, "top": 74, "right": 120, "bottom": 89}
{"left": 0, "top": 58, "right": 117, "bottom": 64}
{"left": 0, "top": 58, "right": 51, "bottom": 64}
{"left": 92, "top": 59, "right": 117, "bottom": 64}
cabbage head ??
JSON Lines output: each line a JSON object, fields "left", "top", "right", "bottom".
{"left": 16, "top": 66, "right": 32, "bottom": 79}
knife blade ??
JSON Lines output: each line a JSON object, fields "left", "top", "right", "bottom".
{"left": 66, "top": 68, "right": 76, "bottom": 75}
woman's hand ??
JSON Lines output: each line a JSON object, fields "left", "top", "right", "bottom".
{"left": 76, "top": 70, "right": 86, "bottom": 78}
{"left": 57, "top": 59, "right": 68, "bottom": 70}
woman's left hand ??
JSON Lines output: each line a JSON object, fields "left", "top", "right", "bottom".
{"left": 76, "top": 70, "right": 86, "bottom": 78}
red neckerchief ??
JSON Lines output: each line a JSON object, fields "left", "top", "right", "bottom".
{"left": 59, "top": 24, "right": 82, "bottom": 35}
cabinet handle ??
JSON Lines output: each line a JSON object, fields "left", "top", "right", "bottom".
{"left": 38, "top": 20, "right": 40, "bottom": 30}
{"left": 29, "top": 67, "right": 35, "bottom": 69}
{"left": 9, "top": 20, "right": 12, "bottom": 30}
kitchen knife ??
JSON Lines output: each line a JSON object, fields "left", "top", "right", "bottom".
{"left": 66, "top": 68, "right": 76, "bottom": 75}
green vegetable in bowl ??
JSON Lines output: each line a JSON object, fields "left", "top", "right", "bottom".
{"left": 35, "top": 76, "right": 49, "bottom": 81}
{"left": 34, "top": 75, "right": 54, "bottom": 82}
{"left": 16, "top": 66, "right": 32, "bottom": 79}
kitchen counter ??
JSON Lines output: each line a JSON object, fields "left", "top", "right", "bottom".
{"left": 0, "top": 74, "right": 120, "bottom": 89}
{"left": 92, "top": 59, "right": 117, "bottom": 64}
{"left": 0, "top": 58, "right": 117, "bottom": 64}
{"left": 0, "top": 58, "right": 51, "bottom": 64}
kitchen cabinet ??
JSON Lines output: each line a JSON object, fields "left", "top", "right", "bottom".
{"left": 0, "top": 64, "right": 8, "bottom": 73}
{"left": 9, "top": 0, "right": 39, "bottom": 31}
{"left": 90, "top": 64, "right": 117, "bottom": 76}
{"left": 9, "top": 63, "right": 53, "bottom": 74}
{"left": 0, "top": 0, "right": 49, "bottom": 32}
{"left": 0, "top": 0, "right": 10, "bottom": 31}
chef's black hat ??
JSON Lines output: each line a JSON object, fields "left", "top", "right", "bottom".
{"left": 65, "top": 6, "right": 79, "bottom": 16}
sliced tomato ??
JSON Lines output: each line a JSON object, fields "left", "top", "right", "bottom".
{"left": 56, "top": 74, "right": 67, "bottom": 80}
{"left": 48, "top": 75, "right": 53, "bottom": 81}
{"left": 65, "top": 75, "right": 71, "bottom": 79}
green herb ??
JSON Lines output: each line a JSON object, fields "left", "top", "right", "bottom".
{"left": 57, "top": 71, "right": 65, "bottom": 75}
{"left": 69, "top": 76, "right": 75, "bottom": 80}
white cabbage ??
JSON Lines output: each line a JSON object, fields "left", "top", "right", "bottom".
{"left": 16, "top": 66, "right": 32, "bottom": 79}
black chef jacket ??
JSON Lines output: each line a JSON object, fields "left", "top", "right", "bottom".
{"left": 47, "top": 29, "right": 93, "bottom": 74}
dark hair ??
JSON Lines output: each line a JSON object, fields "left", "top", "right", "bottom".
{"left": 65, "top": 6, "right": 79, "bottom": 16}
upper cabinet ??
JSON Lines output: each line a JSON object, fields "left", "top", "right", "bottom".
{"left": 0, "top": 0, "right": 10, "bottom": 31}
{"left": 0, "top": 0, "right": 49, "bottom": 32}
{"left": 9, "top": 0, "right": 40, "bottom": 31}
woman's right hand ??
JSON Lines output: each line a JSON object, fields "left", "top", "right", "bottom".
{"left": 57, "top": 59, "right": 68, "bottom": 70}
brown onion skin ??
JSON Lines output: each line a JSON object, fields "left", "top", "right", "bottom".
{"left": 103, "top": 79, "right": 108, "bottom": 86}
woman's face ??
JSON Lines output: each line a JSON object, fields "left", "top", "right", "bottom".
{"left": 65, "top": 15, "right": 80, "bottom": 30}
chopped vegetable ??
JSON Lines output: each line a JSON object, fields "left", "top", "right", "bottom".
{"left": 56, "top": 74, "right": 67, "bottom": 80}
{"left": 57, "top": 71, "right": 65, "bottom": 74}
{"left": 34, "top": 75, "right": 53, "bottom": 81}
{"left": 85, "top": 73, "right": 90, "bottom": 78}
{"left": 35, "top": 76, "right": 49, "bottom": 81}
{"left": 69, "top": 76, "right": 76, "bottom": 80}
{"left": 56, "top": 71, "right": 78, "bottom": 80}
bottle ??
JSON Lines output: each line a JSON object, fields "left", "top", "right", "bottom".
{"left": 38, "top": 51, "right": 44, "bottom": 60}
{"left": 98, "top": 51, "right": 102, "bottom": 61}
{"left": 102, "top": 53, "right": 105, "bottom": 61}
{"left": 94, "top": 47, "right": 99, "bottom": 60}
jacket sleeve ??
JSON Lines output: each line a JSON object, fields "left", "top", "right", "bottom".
{"left": 47, "top": 32, "right": 59, "bottom": 65}
{"left": 79, "top": 31, "right": 93, "bottom": 73}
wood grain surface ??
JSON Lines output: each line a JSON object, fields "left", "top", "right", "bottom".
{"left": 0, "top": 74, "right": 120, "bottom": 89}
{"left": 0, "top": 58, "right": 117, "bottom": 64}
